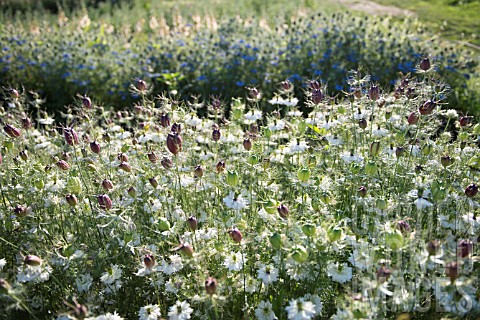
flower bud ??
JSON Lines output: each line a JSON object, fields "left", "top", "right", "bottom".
{"left": 426, "top": 240, "right": 441, "bottom": 256}
{"left": 248, "top": 87, "right": 261, "bottom": 100}
{"left": 3, "top": 124, "right": 21, "bottom": 138}
{"left": 465, "top": 184, "right": 478, "bottom": 198}
{"left": 226, "top": 170, "right": 239, "bottom": 187}
{"left": 194, "top": 165, "right": 204, "bottom": 179}
{"left": 147, "top": 152, "right": 158, "bottom": 163}
{"left": 66, "top": 194, "right": 78, "bottom": 207}
{"left": 148, "top": 177, "right": 158, "bottom": 188}
{"left": 166, "top": 132, "right": 182, "bottom": 155}
{"left": 277, "top": 204, "right": 289, "bottom": 219}
{"left": 269, "top": 232, "right": 282, "bottom": 249}
{"left": 228, "top": 228, "right": 242, "bottom": 243}
{"left": 160, "top": 114, "right": 171, "bottom": 128}
{"left": 24, "top": 255, "right": 42, "bottom": 266}
{"left": 419, "top": 57, "right": 431, "bottom": 71}
{"left": 187, "top": 216, "right": 198, "bottom": 231}
{"left": 90, "top": 140, "right": 101, "bottom": 154}
{"left": 98, "top": 194, "right": 113, "bottom": 210}
{"left": 445, "top": 261, "right": 459, "bottom": 283}
{"left": 212, "top": 128, "right": 221, "bottom": 142}
{"left": 144, "top": 254, "right": 155, "bottom": 269}
{"left": 63, "top": 128, "right": 79, "bottom": 146}
{"left": 457, "top": 239, "right": 473, "bottom": 258}
{"left": 357, "top": 186, "right": 367, "bottom": 198}
{"left": 205, "top": 277, "right": 218, "bottom": 295}
{"left": 281, "top": 80, "right": 293, "bottom": 92}
{"left": 216, "top": 161, "right": 226, "bottom": 173}
{"left": 297, "top": 167, "right": 311, "bottom": 182}
{"left": 161, "top": 157, "right": 173, "bottom": 170}
{"left": 56, "top": 160, "right": 70, "bottom": 170}
{"left": 377, "top": 265, "right": 392, "bottom": 284}
{"left": 407, "top": 112, "right": 419, "bottom": 125}
{"left": 118, "top": 161, "right": 132, "bottom": 172}
{"left": 247, "top": 154, "right": 260, "bottom": 165}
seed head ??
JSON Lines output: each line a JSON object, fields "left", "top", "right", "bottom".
{"left": 377, "top": 265, "right": 392, "bottom": 284}
{"left": 56, "top": 160, "right": 70, "bottom": 170}
{"left": 243, "top": 138, "right": 252, "bottom": 151}
{"left": 89, "top": 140, "right": 101, "bottom": 154}
{"left": 277, "top": 204, "right": 289, "bottom": 219}
{"left": 166, "top": 132, "right": 182, "bottom": 155}
{"left": 161, "top": 157, "right": 173, "bottom": 169}
{"left": 216, "top": 161, "right": 226, "bottom": 173}
{"left": 419, "top": 57, "right": 431, "bottom": 71}
{"left": 118, "top": 161, "right": 132, "bottom": 172}
{"left": 65, "top": 194, "right": 78, "bottom": 207}
{"left": 457, "top": 239, "right": 473, "bottom": 258}
{"left": 148, "top": 177, "right": 158, "bottom": 188}
{"left": 63, "top": 127, "right": 79, "bottom": 146}
{"left": 445, "top": 261, "right": 459, "bottom": 283}
{"left": 21, "top": 117, "right": 32, "bottom": 129}
{"left": 3, "top": 124, "right": 21, "bottom": 138}
{"left": 212, "top": 128, "right": 221, "bottom": 142}
{"left": 407, "top": 112, "right": 419, "bottom": 125}
{"left": 24, "top": 255, "right": 42, "bottom": 266}
{"left": 465, "top": 184, "right": 478, "bottom": 198}
{"left": 98, "top": 194, "right": 113, "bottom": 210}
{"left": 143, "top": 254, "right": 155, "bottom": 269}
{"left": 160, "top": 114, "right": 171, "bottom": 128}
{"left": 228, "top": 228, "right": 242, "bottom": 243}
{"left": 102, "top": 179, "right": 114, "bottom": 190}
{"left": 205, "top": 277, "right": 218, "bottom": 295}
{"left": 187, "top": 216, "right": 198, "bottom": 231}
{"left": 194, "top": 165, "right": 204, "bottom": 179}
{"left": 147, "top": 151, "right": 158, "bottom": 163}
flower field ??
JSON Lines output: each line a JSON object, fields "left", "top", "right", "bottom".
{"left": 0, "top": 59, "right": 479, "bottom": 319}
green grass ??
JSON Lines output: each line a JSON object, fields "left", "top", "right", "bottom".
{"left": 373, "top": 0, "right": 480, "bottom": 46}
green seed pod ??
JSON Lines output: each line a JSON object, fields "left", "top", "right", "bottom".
{"left": 365, "top": 161, "right": 377, "bottom": 175}
{"left": 269, "top": 232, "right": 282, "bottom": 249}
{"left": 157, "top": 217, "right": 171, "bottom": 231}
{"left": 297, "top": 167, "right": 311, "bottom": 182}
{"left": 247, "top": 154, "right": 260, "bottom": 165}
{"left": 385, "top": 229, "right": 404, "bottom": 250}
{"left": 327, "top": 226, "right": 343, "bottom": 242}
{"left": 264, "top": 199, "right": 279, "bottom": 214}
{"left": 369, "top": 141, "right": 381, "bottom": 157}
{"left": 302, "top": 223, "right": 316, "bottom": 237}
{"left": 291, "top": 245, "right": 308, "bottom": 263}
{"left": 226, "top": 170, "right": 239, "bottom": 187}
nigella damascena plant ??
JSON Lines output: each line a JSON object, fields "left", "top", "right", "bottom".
{"left": 63, "top": 127, "right": 79, "bottom": 146}
{"left": 118, "top": 161, "right": 132, "bottom": 172}
{"left": 187, "top": 216, "right": 198, "bottom": 231}
{"left": 419, "top": 99, "right": 436, "bottom": 116}
{"left": 102, "top": 179, "right": 114, "bottom": 190}
{"left": 465, "top": 183, "right": 478, "bottom": 198}
{"left": 419, "top": 57, "right": 431, "bottom": 72}
{"left": 161, "top": 157, "right": 173, "bottom": 170}
{"left": 24, "top": 255, "right": 42, "bottom": 266}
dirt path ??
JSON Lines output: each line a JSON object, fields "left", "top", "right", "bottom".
{"left": 337, "top": 0, "right": 414, "bottom": 16}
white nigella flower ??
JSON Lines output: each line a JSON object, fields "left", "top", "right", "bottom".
{"left": 268, "top": 120, "right": 286, "bottom": 131}
{"left": 341, "top": 152, "right": 364, "bottom": 164}
{"left": 0, "top": 258, "right": 6, "bottom": 271}
{"left": 287, "top": 110, "right": 303, "bottom": 117}
{"left": 285, "top": 298, "right": 316, "bottom": 320}
{"left": 223, "top": 251, "right": 244, "bottom": 271}
{"left": 268, "top": 97, "right": 299, "bottom": 107}
{"left": 138, "top": 304, "right": 162, "bottom": 320}
{"left": 372, "top": 127, "right": 389, "bottom": 137}
{"left": 16, "top": 264, "right": 52, "bottom": 283}
{"left": 76, "top": 273, "right": 93, "bottom": 292}
{"left": 353, "top": 111, "right": 367, "bottom": 120}
{"left": 324, "top": 134, "right": 343, "bottom": 146}
{"left": 244, "top": 109, "right": 263, "bottom": 121}
{"left": 255, "top": 300, "right": 277, "bottom": 320}
{"left": 445, "top": 109, "right": 459, "bottom": 118}
{"left": 88, "top": 312, "right": 124, "bottom": 320}
{"left": 326, "top": 262, "right": 352, "bottom": 284}
{"left": 100, "top": 264, "right": 123, "bottom": 285}
{"left": 257, "top": 264, "right": 279, "bottom": 285}
{"left": 302, "top": 294, "right": 323, "bottom": 315}
{"left": 286, "top": 140, "right": 309, "bottom": 154}
{"left": 167, "top": 300, "right": 193, "bottom": 320}
{"left": 414, "top": 197, "right": 433, "bottom": 210}
{"left": 223, "top": 192, "right": 248, "bottom": 211}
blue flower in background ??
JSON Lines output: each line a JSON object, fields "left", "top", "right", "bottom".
{"left": 236, "top": 81, "right": 245, "bottom": 86}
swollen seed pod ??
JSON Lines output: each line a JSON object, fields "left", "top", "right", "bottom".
{"left": 14, "top": 204, "right": 27, "bottom": 217}
{"left": 369, "top": 141, "right": 381, "bottom": 157}
{"left": 81, "top": 95, "right": 92, "bottom": 109}
{"left": 407, "top": 112, "right": 419, "bottom": 125}
{"left": 21, "top": 117, "right": 32, "bottom": 129}
{"left": 118, "top": 161, "right": 132, "bottom": 172}
{"left": 426, "top": 240, "right": 441, "bottom": 256}
{"left": 396, "top": 220, "right": 411, "bottom": 234}
{"left": 147, "top": 151, "right": 158, "bottom": 163}
{"left": 148, "top": 177, "right": 158, "bottom": 188}
{"left": 101, "top": 179, "right": 114, "bottom": 190}
{"left": 357, "top": 186, "right": 367, "bottom": 198}
{"left": 459, "top": 116, "right": 471, "bottom": 127}
{"left": 65, "top": 194, "right": 78, "bottom": 207}
{"left": 161, "top": 157, "right": 173, "bottom": 170}
{"left": 311, "top": 88, "right": 324, "bottom": 104}
{"left": 377, "top": 265, "right": 392, "bottom": 284}
{"left": 243, "top": 138, "right": 252, "bottom": 151}
{"left": 136, "top": 79, "right": 147, "bottom": 91}
{"left": 457, "top": 239, "right": 473, "bottom": 258}
{"left": 228, "top": 228, "right": 242, "bottom": 243}
{"left": 358, "top": 119, "right": 367, "bottom": 129}
{"left": 419, "top": 100, "right": 436, "bottom": 115}
{"left": 216, "top": 161, "right": 226, "bottom": 173}
{"left": 24, "top": 255, "right": 42, "bottom": 266}
{"left": 465, "top": 184, "right": 478, "bottom": 198}
{"left": 19, "top": 150, "right": 28, "bottom": 161}
{"left": 160, "top": 114, "right": 171, "bottom": 128}
{"left": 98, "top": 194, "right": 112, "bottom": 210}
{"left": 187, "top": 216, "right": 198, "bottom": 231}
{"left": 440, "top": 155, "right": 453, "bottom": 168}
{"left": 180, "top": 243, "right": 194, "bottom": 257}
{"left": 395, "top": 146, "right": 405, "bottom": 158}
{"left": 420, "top": 57, "right": 431, "bottom": 71}
{"left": 3, "top": 124, "right": 21, "bottom": 138}
{"left": 368, "top": 85, "right": 380, "bottom": 100}
{"left": 270, "top": 232, "right": 282, "bottom": 249}
{"left": 194, "top": 165, "right": 204, "bottom": 179}
{"left": 56, "top": 160, "right": 70, "bottom": 171}
{"left": 226, "top": 170, "right": 239, "bottom": 187}
{"left": 144, "top": 254, "right": 155, "bottom": 269}
{"left": 127, "top": 186, "right": 136, "bottom": 197}
{"left": 117, "top": 152, "right": 128, "bottom": 162}
{"left": 212, "top": 128, "right": 221, "bottom": 142}
{"left": 277, "top": 204, "right": 289, "bottom": 219}
{"left": 90, "top": 140, "right": 101, "bottom": 154}
{"left": 205, "top": 277, "right": 218, "bottom": 295}
{"left": 63, "top": 128, "right": 79, "bottom": 146}
{"left": 445, "top": 261, "right": 459, "bottom": 283}
{"left": 0, "top": 278, "right": 11, "bottom": 295}
{"left": 166, "top": 132, "right": 182, "bottom": 155}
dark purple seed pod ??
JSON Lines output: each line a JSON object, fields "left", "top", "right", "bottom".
{"left": 277, "top": 204, "right": 289, "bottom": 219}
{"left": 194, "top": 165, "right": 204, "bottom": 178}
{"left": 248, "top": 87, "right": 260, "bottom": 100}
{"left": 102, "top": 179, "right": 114, "bottom": 190}
{"left": 187, "top": 216, "right": 198, "bottom": 231}
{"left": 407, "top": 112, "right": 419, "bottom": 125}
{"left": 90, "top": 140, "right": 101, "bottom": 154}
{"left": 243, "top": 138, "right": 252, "bottom": 151}
{"left": 81, "top": 96, "right": 92, "bottom": 109}
{"left": 308, "top": 80, "right": 321, "bottom": 90}
{"left": 118, "top": 161, "right": 132, "bottom": 172}
{"left": 171, "top": 123, "right": 181, "bottom": 133}
{"left": 56, "top": 160, "right": 70, "bottom": 170}
{"left": 144, "top": 254, "right": 155, "bottom": 269}
{"left": 136, "top": 79, "right": 147, "bottom": 91}
{"left": 357, "top": 186, "right": 367, "bottom": 198}
{"left": 465, "top": 184, "right": 478, "bottom": 198}
{"left": 14, "top": 204, "right": 27, "bottom": 217}
{"left": 3, "top": 124, "right": 21, "bottom": 138}
{"left": 216, "top": 161, "right": 226, "bottom": 173}
{"left": 459, "top": 116, "right": 471, "bottom": 127}
{"left": 212, "top": 128, "right": 221, "bottom": 142}
{"left": 368, "top": 85, "right": 380, "bottom": 100}
{"left": 64, "top": 128, "right": 79, "bottom": 146}
{"left": 117, "top": 153, "right": 128, "bottom": 162}
{"left": 205, "top": 277, "right": 218, "bottom": 295}
{"left": 376, "top": 265, "right": 391, "bottom": 284}
{"left": 457, "top": 239, "right": 473, "bottom": 258}
{"left": 420, "top": 57, "right": 431, "bottom": 71}
{"left": 98, "top": 194, "right": 112, "bottom": 210}
{"left": 161, "top": 157, "right": 173, "bottom": 170}
{"left": 147, "top": 152, "right": 158, "bottom": 163}
{"left": 395, "top": 146, "right": 405, "bottom": 158}
{"left": 358, "top": 119, "right": 367, "bottom": 129}
{"left": 66, "top": 194, "right": 78, "bottom": 207}
{"left": 445, "top": 261, "right": 459, "bottom": 283}
{"left": 127, "top": 186, "right": 136, "bottom": 197}
{"left": 311, "top": 89, "right": 324, "bottom": 104}
{"left": 419, "top": 100, "right": 436, "bottom": 115}
{"left": 148, "top": 177, "right": 158, "bottom": 188}
{"left": 19, "top": 150, "right": 28, "bottom": 161}
{"left": 396, "top": 220, "right": 411, "bottom": 234}
{"left": 281, "top": 80, "right": 293, "bottom": 91}
{"left": 21, "top": 117, "right": 32, "bottom": 129}
{"left": 228, "top": 228, "right": 242, "bottom": 243}
{"left": 166, "top": 132, "right": 182, "bottom": 155}
{"left": 426, "top": 239, "right": 441, "bottom": 256}
{"left": 440, "top": 155, "right": 453, "bottom": 168}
